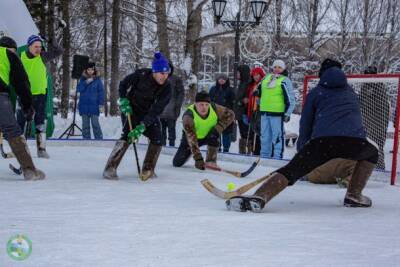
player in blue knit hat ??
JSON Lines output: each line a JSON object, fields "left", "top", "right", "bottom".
{"left": 103, "top": 51, "right": 172, "bottom": 181}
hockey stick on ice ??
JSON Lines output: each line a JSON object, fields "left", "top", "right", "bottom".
{"left": 204, "top": 157, "right": 260, "bottom": 178}
{"left": 201, "top": 172, "right": 274, "bottom": 199}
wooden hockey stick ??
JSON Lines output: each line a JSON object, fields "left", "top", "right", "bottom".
{"left": 204, "top": 157, "right": 260, "bottom": 178}
{"left": 127, "top": 114, "right": 141, "bottom": 176}
{"left": 200, "top": 173, "right": 274, "bottom": 199}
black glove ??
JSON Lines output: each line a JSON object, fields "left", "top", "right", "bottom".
{"left": 283, "top": 115, "right": 290, "bottom": 123}
{"left": 193, "top": 153, "right": 205, "bottom": 170}
{"left": 23, "top": 106, "right": 35, "bottom": 122}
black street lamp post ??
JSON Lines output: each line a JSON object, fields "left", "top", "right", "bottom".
{"left": 212, "top": 0, "right": 270, "bottom": 90}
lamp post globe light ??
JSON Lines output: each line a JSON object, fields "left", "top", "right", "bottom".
{"left": 212, "top": 0, "right": 270, "bottom": 89}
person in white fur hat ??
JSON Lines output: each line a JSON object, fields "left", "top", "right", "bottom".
{"left": 253, "top": 59, "right": 295, "bottom": 159}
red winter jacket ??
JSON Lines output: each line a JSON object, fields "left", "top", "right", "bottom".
{"left": 246, "top": 67, "right": 266, "bottom": 119}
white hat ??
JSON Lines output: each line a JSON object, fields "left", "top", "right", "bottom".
{"left": 272, "top": 59, "right": 286, "bottom": 70}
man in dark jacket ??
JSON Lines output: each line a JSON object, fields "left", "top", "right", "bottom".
{"left": 160, "top": 74, "right": 184, "bottom": 147}
{"left": 234, "top": 65, "right": 252, "bottom": 154}
{"left": 209, "top": 73, "right": 235, "bottom": 152}
{"left": 103, "top": 52, "right": 171, "bottom": 181}
{"left": 0, "top": 36, "right": 45, "bottom": 180}
{"left": 226, "top": 59, "right": 378, "bottom": 212}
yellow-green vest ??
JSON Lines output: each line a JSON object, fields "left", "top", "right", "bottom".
{"left": 0, "top": 47, "right": 11, "bottom": 86}
{"left": 187, "top": 104, "right": 218, "bottom": 139}
{"left": 21, "top": 51, "right": 47, "bottom": 95}
{"left": 260, "top": 74, "right": 286, "bottom": 113}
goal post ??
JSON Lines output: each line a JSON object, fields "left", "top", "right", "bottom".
{"left": 302, "top": 74, "right": 400, "bottom": 186}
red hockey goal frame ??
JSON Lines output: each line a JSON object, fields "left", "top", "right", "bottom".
{"left": 303, "top": 73, "right": 400, "bottom": 185}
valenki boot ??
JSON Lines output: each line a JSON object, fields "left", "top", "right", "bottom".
{"left": 8, "top": 135, "right": 45, "bottom": 180}
{"left": 103, "top": 140, "right": 130, "bottom": 180}
{"left": 139, "top": 144, "right": 161, "bottom": 181}
{"left": 344, "top": 160, "right": 375, "bottom": 207}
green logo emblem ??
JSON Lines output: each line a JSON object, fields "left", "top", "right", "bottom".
{"left": 6, "top": 234, "right": 32, "bottom": 261}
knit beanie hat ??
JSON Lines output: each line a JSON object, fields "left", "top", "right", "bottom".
{"left": 272, "top": 59, "right": 286, "bottom": 70}
{"left": 195, "top": 91, "right": 211, "bottom": 103}
{"left": 0, "top": 36, "right": 17, "bottom": 49}
{"left": 251, "top": 67, "right": 266, "bottom": 78}
{"left": 152, "top": 52, "right": 170, "bottom": 73}
{"left": 27, "top": 35, "right": 42, "bottom": 47}
{"left": 318, "top": 58, "right": 342, "bottom": 77}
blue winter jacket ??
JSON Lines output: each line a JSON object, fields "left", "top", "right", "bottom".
{"left": 297, "top": 67, "right": 366, "bottom": 151}
{"left": 77, "top": 76, "right": 105, "bottom": 116}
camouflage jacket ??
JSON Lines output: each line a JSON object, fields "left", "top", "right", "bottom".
{"left": 182, "top": 103, "right": 235, "bottom": 158}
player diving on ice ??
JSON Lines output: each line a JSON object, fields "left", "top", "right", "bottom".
{"left": 226, "top": 59, "right": 379, "bottom": 212}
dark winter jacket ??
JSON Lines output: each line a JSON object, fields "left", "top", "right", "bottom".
{"left": 160, "top": 75, "right": 184, "bottom": 120}
{"left": 209, "top": 78, "right": 235, "bottom": 110}
{"left": 0, "top": 47, "right": 32, "bottom": 111}
{"left": 297, "top": 67, "right": 366, "bottom": 151}
{"left": 234, "top": 65, "right": 252, "bottom": 118}
{"left": 119, "top": 68, "right": 171, "bottom": 127}
{"left": 77, "top": 76, "right": 104, "bottom": 116}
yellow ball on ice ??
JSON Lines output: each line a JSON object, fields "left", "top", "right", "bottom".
{"left": 227, "top": 182, "right": 236, "bottom": 192}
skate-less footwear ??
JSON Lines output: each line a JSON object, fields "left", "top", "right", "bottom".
{"left": 103, "top": 140, "right": 129, "bottom": 180}
{"left": 36, "top": 132, "right": 50, "bottom": 159}
{"left": 226, "top": 195, "right": 265, "bottom": 212}
{"left": 238, "top": 138, "right": 246, "bottom": 154}
{"left": 226, "top": 172, "right": 289, "bottom": 212}
{"left": 206, "top": 146, "right": 218, "bottom": 164}
{"left": 343, "top": 161, "right": 375, "bottom": 207}
{"left": 8, "top": 135, "right": 45, "bottom": 180}
{"left": 139, "top": 144, "right": 161, "bottom": 181}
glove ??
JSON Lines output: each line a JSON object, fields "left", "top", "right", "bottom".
{"left": 86, "top": 78, "right": 93, "bottom": 84}
{"left": 193, "top": 153, "right": 205, "bottom": 170}
{"left": 118, "top": 98, "right": 132, "bottom": 115}
{"left": 23, "top": 106, "right": 35, "bottom": 122}
{"left": 127, "top": 124, "right": 145, "bottom": 143}
{"left": 283, "top": 115, "right": 290, "bottom": 123}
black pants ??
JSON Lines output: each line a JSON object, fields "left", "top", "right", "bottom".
{"left": 278, "top": 137, "right": 378, "bottom": 185}
{"left": 237, "top": 119, "right": 249, "bottom": 139}
{"left": 120, "top": 114, "right": 162, "bottom": 145}
{"left": 160, "top": 118, "right": 176, "bottom": 146}
{"left": 0, "top": 93, "right": 22, "bottom": 140}
{"left": 17, "top": 94, "right": 47, "bottom": 133}
{"left": 173, "top": 131, "right": 219, "bottom": 167}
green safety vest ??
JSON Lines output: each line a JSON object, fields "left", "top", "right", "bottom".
{"left": 0, "top": 47, "right": 10, "bottom": 86}
{"left": 187, "top": 104, "right": 218, "bottom": 139}
{"left": 21, "top": 51, "right": 47, "bottom": 95}
{"left": 260, "top": 74, "right": 286, "bottom": 113}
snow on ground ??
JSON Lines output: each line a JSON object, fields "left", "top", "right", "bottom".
{"left": 0, "top": 141, "right": 399, "bottom": 266}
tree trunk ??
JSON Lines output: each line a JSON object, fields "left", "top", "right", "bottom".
{"left": 47, "top": 0, "right": 57, "bottom": 80}
{"left": 109, "top": 0, "right": 121, "bottom": 116}
{"left": 155, "top": 0, "right": 170, "bottom": 59}
{"left": 275, "top": 0, "right": 283, "bottom": 49}
{"left": 185, "top": 0, "right": 206, "bottom": 75}
{"left": 103, "top": 0, "right": 109, "bottom": 116}
{"left": 60, "top": 0, "right": 70, "bottom": 119}
{"left": 135, "top": 0, "right": 145, "bottom": 67}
